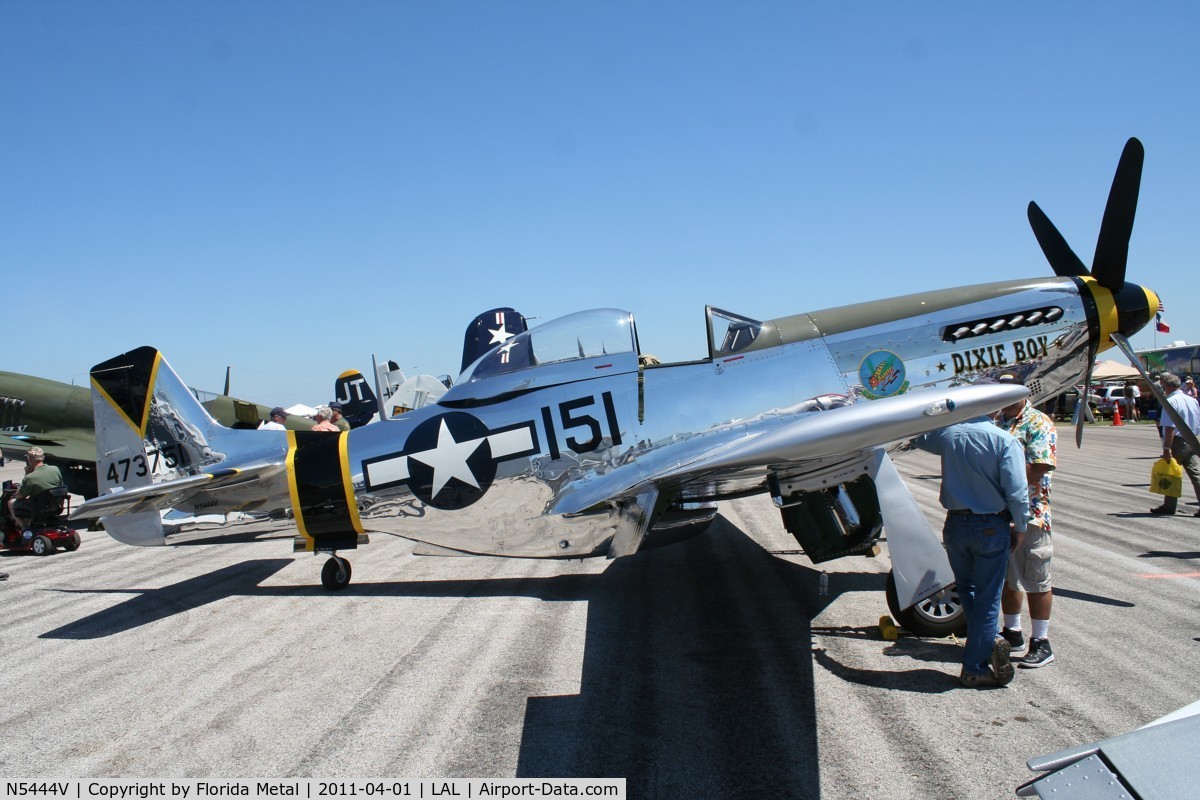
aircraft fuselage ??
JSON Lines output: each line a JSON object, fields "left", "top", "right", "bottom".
{"left": 112, "top": 274, "right": 1153, "bottom": 560}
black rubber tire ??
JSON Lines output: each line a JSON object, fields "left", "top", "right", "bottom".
{"left": 321, "top": 556, "right": 352, "bottom": 591}
{"left": 63, "top": 532, "right": 81, "bottom": 551}
{"left": 885, "top": 570, "right": 967, "bottom": 638}
{"left": 31, "top": 535, "right": 55, "bottom": 556}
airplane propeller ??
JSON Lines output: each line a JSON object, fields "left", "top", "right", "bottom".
{"left": 1027, "top": 137, "right": 1151, "bottom": 447}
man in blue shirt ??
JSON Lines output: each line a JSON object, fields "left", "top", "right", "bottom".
{"left": 915, "top": 417, "right": 1029, "bottom": 688}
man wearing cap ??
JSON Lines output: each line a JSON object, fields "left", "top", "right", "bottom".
{"left": 913, "top": 414, "right": 1029, "bottom": 688}
{"left": 259, "top": 407, "right": 288, "bottom": 431}
{"left": 329, "top": 402, "right": 351, "bottom": 432}
{"left": 7, "top": 447, "right": 65, "bottom": 534}
{"left": 1150, "top": 372, "right": 1200, "bottom": 517}
{"left": 995, "top": 372, "right": 1059, "bottom": 669}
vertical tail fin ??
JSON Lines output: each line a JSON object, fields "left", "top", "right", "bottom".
{"left": 89, "top": 346, "right": 239, "bottom": 544}
{"left": 333, "top": 370, "right": 377, "bottom": 428}
{"left": 460, "top": 307, "right": 528, "bottom": 373}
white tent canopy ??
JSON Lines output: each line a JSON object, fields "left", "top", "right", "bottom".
{"left": 285, "top": 403, "right": 318, "bottom": 418}
{"left": 1091, "top": 360, "right": 1141, "bottom": 381}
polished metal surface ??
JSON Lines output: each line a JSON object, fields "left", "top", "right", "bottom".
{"left": 77, "top": 262, "right": 1152, "bottom": 563}
{"left": 75, "top": 270, "right": 1157, "bottom": 597}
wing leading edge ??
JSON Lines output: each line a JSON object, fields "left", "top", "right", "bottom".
{"left": 551, "top": 383, "right": 1030, "bottom": 516}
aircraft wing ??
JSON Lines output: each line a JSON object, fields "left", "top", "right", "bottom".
{"left": 0, "top": 429, "right": 95, "bottom": 464}
{"left": 551, "top": 383, "right": 1028, "bottom": 516}
{"left": 1017, "top": 700, "right": 1200, "bottom": 798}
{"left": 71, "top": 463, "right": 286, "bottom": 519}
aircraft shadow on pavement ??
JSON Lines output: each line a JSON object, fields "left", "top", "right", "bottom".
{"left": 511, "top": 514, "right": 954, "bottom": 797}
{"left": 40, "top": 559, "right": 294, "bottom": 639}
{"left": 513, "top": 514, "right": 826, "bottom": 797}
{"left": 38, "top": 514, "right": 946, "bottom": 797}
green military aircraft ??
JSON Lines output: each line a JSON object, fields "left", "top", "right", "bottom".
{"left": 0, "top": 370, "right": 314, "bottom": 498}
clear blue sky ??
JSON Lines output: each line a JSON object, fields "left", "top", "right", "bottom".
{"left": 3, "top": 2, "right": 1198, "bottom": 408}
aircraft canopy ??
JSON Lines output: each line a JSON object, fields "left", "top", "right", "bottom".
{"left": 457, "top": 308, "right": 638, "bottom": 385}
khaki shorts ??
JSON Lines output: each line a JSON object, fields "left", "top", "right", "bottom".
{"left": 1006, "top": 523, "right": 1052, "bottom": 593}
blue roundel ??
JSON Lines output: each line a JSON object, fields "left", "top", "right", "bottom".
{"left": 859, "top": 350, "right": 906, "bottom": 398}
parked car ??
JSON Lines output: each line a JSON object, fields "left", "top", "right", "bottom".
{"left": 1047, "top": 386, "right": 1102, "bottom": 421}
{"left": 1095, "top": 386, "right": 1140, "bottom": 418}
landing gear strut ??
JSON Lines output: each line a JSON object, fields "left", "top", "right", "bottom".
{"left": 321, "top": 555, "right": 352, "bottom": 591}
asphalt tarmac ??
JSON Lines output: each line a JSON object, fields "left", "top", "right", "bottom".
{"left": 1, "top": 423, "right": 1197, "bottom": 799}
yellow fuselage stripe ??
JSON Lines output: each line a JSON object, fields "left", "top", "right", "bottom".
{"left": 284, "top": 431, "right": 315, "bottom": 551}
{"left": 338, "top": 432, "right": 364, "bottom": 534}
{"left": 1082, "top": 277, "right": 1119, "bottom": 354}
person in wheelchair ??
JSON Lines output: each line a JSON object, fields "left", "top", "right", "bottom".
{"left": 7, "top": 446, "right": 65, "bottom": 536}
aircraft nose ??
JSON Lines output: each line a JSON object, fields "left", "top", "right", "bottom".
{"left": 1079, "top": 277, "right": 1158, "bottom": 356}
{"left": 1118, "top": 282, "right": 1159, "bottom": 339}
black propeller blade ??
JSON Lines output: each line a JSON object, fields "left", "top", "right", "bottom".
{"left": 1075, "top": 359, "right": 1095, "bottom": 449}
{"left": 1028, "top": 201, "right": 1089, "bottom": 277}
{"left": 1028, "top": 137, "right": 1144, "bottom": 291}
{"left": 1091, "top": 137, "right": 1144, "bottom": 291}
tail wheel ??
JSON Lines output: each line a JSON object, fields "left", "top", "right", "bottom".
{"left": 321, "top": 556, "right": 352, "bottom": 591}
{"left": 31, "top": 535, "right": 55, "bottom": 556}
{"left": 885, "top": 570, "right": 966, "bottom": 638}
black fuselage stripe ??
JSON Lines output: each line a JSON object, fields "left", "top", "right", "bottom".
{"left": 292, "top": 431, "right": 359, "bottom": 550}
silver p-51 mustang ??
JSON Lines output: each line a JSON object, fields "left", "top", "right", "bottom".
{"left": 74, "top": 139, "right": 1169, "bottom": 636}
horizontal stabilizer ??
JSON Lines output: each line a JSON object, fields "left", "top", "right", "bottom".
{"left": 72, "top": 464, "right": 284, "bottom": 520}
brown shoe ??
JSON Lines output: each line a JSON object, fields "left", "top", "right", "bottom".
{"left": 959, "top": 668, "right": 1000, "bottom": 688}
{"left": 991, "top": 637, "right": 1015, "bottom": 686}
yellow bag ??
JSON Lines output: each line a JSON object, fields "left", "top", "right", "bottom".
{"left": 1150, "top": 457, "right": 1183, "bottom": 498}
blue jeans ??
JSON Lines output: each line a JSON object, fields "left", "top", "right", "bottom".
{"left": 944, "top": 512, "right": 1010, "bottom": 675}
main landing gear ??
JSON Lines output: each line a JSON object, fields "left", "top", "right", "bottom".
{"left": 321, "top": 555, "right": 353, "bottom": 591}
{"left": 885, "top": 570, "right": 966, "bottom": 638}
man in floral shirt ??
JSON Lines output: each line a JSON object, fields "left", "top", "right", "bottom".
{"left": 994, "top": 373, "right": 1058, "bottom": 669}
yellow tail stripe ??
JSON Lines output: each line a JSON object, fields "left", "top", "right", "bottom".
{"left": 90, "top": 351, "right": 164, "bottom": 436}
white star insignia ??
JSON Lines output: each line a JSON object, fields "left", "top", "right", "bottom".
{"left": 488, "top": 326, "right": 515, "bottom": 345}
{"left": 497, "top": 340, "right": 519, "bottom": 363}
{"left": 408, "top": 419, "right": 485, "bottom": 497}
